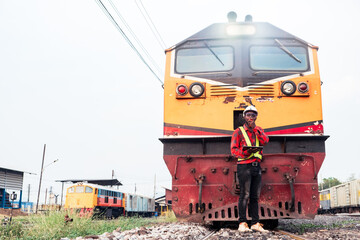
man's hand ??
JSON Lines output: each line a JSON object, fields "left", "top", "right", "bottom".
{"left": 254, "top": 126, "right": 261, "bottom": 135}
{"left": 244, "top": 146, "right": 262, "bottom": 153}
{"left": 247, "top": 148, "right": 259, "bottom": 153}
{"left": 246, "top": 121, "right": 256, "bottom": 130}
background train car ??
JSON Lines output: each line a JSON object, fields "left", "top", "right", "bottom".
{"left": 64, "top": 182, "right": 155, "bottom": 218}
{"left": 160, "top": 12, "right": 328, "bottom": 228}
{"left": 65, "top": 182, "right": 126, "bottom": 218}
{"left": 125, "top": 193, "right": 155, "bottom": 217}
{"left": 319, "top": 189, "right": 331, "bottom": 212}
{"left": 319, "top": 179, "right": 360, "bottom": 214}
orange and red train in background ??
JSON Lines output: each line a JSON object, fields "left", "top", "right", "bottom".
{"left": 64, "top": 182, "right": 155, "bottom": 218}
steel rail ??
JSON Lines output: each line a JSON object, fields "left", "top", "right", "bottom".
{"left": 199, "top": 230, "right": 217, "bottom": 240}
{"left": 275, "top": 229, "right": 308, "bottom": 240}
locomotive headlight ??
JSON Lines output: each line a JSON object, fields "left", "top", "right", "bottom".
{"left": 176, "top": 84, "right": 188, "bottom": 95}
{"left": 281, "top": 81, "right": 296, "bottom": 95}
{"left": 298, "top": 82, "right": 309, "bottom": 93}
{"left": 189, "top": 82, "right": 205, "bottom": 97}
{"left": 226, "top": 25, "right": 256, "bottom": 36}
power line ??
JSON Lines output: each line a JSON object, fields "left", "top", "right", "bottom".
{"left": 95, "top": 0, "right": 164, "bottom": 87}
{"left": 107, "top": 0, "right": 163, "bottom": 75}
{"left": 135, "top": 0, "right": 167, "bottom": 50}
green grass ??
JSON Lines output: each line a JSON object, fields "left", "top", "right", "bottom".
{"left": 279, "top": 219, "right": 360, "bottom": 234}
{"left": 0, "top": 210, "right": 177, "bottom": 240}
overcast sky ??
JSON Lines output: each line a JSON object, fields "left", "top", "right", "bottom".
{"left": 1, "top": 0, "right": 359, "bottom": 204}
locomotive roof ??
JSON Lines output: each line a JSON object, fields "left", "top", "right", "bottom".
{"left": 67, "top": 182, "right": 123, "bottom": 192}
{"left": 56, "top": 178, "right": 122, "bottom": 186}
{"left": 167, "top": 21, "right": 314, "bottom": 51}
{"left": 67, "top": 182, "right": 155, "bottom": 199}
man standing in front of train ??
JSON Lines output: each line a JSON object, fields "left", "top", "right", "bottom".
{"left": 231, "top": 105, "right": 269, "bottom": 233}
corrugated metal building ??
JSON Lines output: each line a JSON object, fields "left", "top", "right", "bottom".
{"left": 0, "top": 167, "right": 24, "bottom": 209}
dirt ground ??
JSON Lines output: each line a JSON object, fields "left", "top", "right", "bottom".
{"left": 0, "top": 208, "right": 28, "bottom": 217}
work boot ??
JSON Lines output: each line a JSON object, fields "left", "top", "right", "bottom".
{"left": 251, "top": 222, "right": 269, "bottom": 233}
{"left": 238, "top": 222, "right": 251, "bottom": 232}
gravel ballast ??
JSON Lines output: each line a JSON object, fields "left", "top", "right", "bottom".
{"left": 61, "top": 214, "right": 360, "bottom": 240}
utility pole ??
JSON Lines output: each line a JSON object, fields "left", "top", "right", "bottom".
{"left": 153, "top": 174, "right": 156, "bottom": 198}
{"left": 44, "top": 188, "right": 47, "bottom": 205}
{"left": 49, "top": 186, "right": 53, "bottom": 205}
{"left": 35, "top": 144, "right": 46, "bottom": 214}
{"left": 320, "top": 174, "right": 323, "bottom": 190}
{"left": 60, "top": 182, "right": 64, "bottom": 209}
{"left": 27, "top": 184, "right": 30, "bottom": 203}
{"left": 111, "top": 170, "right": 114, "bottom": 187}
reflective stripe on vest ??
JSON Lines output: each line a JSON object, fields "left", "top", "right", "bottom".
{"left": 238, "top": 126, "right": 262, "bottom": 161}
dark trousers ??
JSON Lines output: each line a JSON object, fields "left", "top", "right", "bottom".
{"left": 237, "top": 163, "right": 262, "bottom": 225}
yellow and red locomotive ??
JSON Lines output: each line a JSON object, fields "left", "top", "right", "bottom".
{"left": 64, "top": 182, "right": 155, "bottom": 218}
{"left": 160, "top": 13, "right": 328, "bottom": 227}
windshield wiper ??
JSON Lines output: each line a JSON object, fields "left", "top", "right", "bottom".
{"left": 204, "top": 42, "right": 224, "bottom": 66}
{"left": 275, "top": 39, "right": 302, "bottom": 63}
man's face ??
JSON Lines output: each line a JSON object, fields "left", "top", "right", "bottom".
{"left": 244, "top": 111, "right": 257, "bottom": 125}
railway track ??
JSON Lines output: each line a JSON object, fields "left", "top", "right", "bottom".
{"left": 61, "top": 215, "right": 360, "bottom": 239}
{"left": 199, "top": 229, "right": 217, "bottom": 240}
{"left": 275, "top": 229, "right": 308, "bottom": 240}
{"left": 198, "top": 228, "right": 308, "bottom": 240}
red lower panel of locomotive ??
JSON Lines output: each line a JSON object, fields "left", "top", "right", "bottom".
{"left": 162, "top": 136, "right": 327, "bottom": 223}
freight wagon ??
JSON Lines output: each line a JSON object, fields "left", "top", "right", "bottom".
{"left": 125, "top": 194, "right": 155, "bottom": 217}
{"left": 319, "top": 179, "right": 360, "bottom": 214}
{"left": 64, "top": 182, "right": 155, "bottom": 218}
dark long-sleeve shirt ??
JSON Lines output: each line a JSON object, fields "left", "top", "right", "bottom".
{"left": 231, "top": 124, "right": 269, "bottom": 164}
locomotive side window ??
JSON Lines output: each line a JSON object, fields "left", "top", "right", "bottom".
{"left": 68, "top": 187, "right": 74, "bottom": 193}
{"left": 85, "top": 187, "right": 93, "bottom": 193}
{"left": 176, "top": 46, "right": 234, "bottom": 73}
{"left": 250, "top": 46, "right": 308, "bottom": 71}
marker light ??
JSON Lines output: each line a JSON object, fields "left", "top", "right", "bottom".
{"left": 226, "top": 25, "right": 256, "bottom": 36}
{"left": 298, "top": 82, "right": 309, "bottom": 93}
{"left": 189, "top": 82, "right": 205, "bottom": 97}
{"left": 176, "top": 84, "right": 188, "bottom": 95}
{"left": 281, "top": 81, "right": 296, "bottom": 96}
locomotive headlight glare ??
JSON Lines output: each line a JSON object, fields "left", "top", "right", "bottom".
{"left": 189, "top": 82, "right": 205, "bottom": 97}
{"left": 226, "top": 25, "right": 256, "bottom": 36}
{"left": 298, "top": 82, "right": 309, "bottom": 93}
{"left": 281, "top": 81, "right": 296, "bottom": 95}
{"left": 176, "top": 84, "right": 188, "bottom": 95}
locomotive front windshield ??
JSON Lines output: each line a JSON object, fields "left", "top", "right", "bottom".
{"left": 250, "top": 46, "right": 308, "bottom": 71}
{"left": 176, "top": 46, "right": 234, "bottom": 73}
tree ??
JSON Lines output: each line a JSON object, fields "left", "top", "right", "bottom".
{"left": 346, "top": 173, "right": 356, "bottom": 182}
{"left": 319, "top": 177, "right": 342, "bottom": 190}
